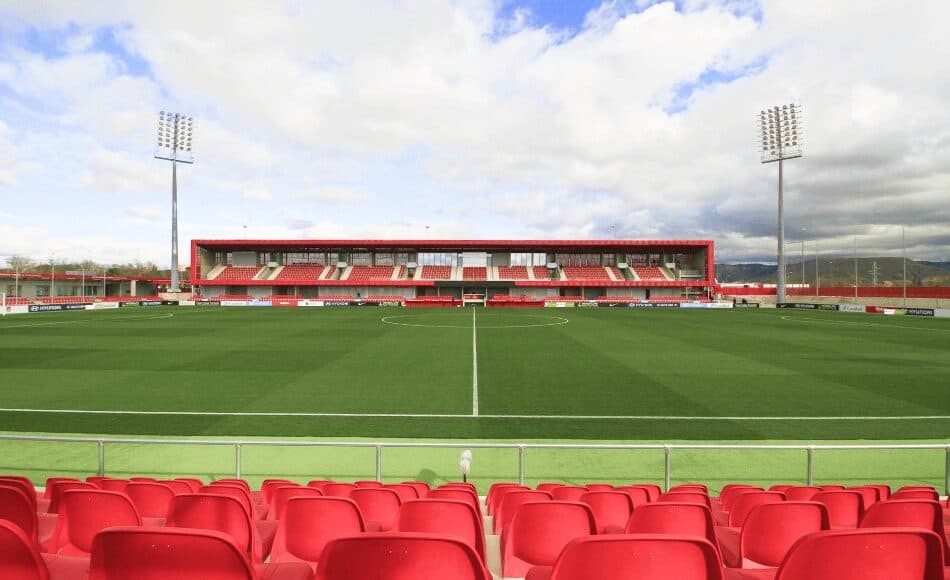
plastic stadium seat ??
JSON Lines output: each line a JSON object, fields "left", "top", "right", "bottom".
{"left": 158, "top": 479, "right": 193, "bottom": 495}
{"left": 88, "top": 526, "right": 259, "bottom": 580}
{"left": 720, "top": 486, "right": 765, "bottom": 512}
{"left": 768, "top": 485, "right": 793, "bottom": 494}
{"left": 199, "top": 485, "right": 257, "bottom": 518}
{"left": 383, "top": 484, "right": 419, "bottom": 503}
{"left": 868, "top": 484, "right": 891, "bottom": 501}
{"left": 167, "top": 494, "right": 261, "bottom": 564}
{"left": 322, "top": 483, "right": 357, "bottom": 497}
{"left": 847, "top": 486, "right": 880, "bottom": 509}
{"left": 579, "top": 491, "right": 634, "bottom": 534}
{"left": 426, "top": 488, "right": 482, "bottom": 521}
{"left": 0, "top": 477, "right": 39, "bottom": 511}
{"left": 354, "top": 480, "right": 383, "bottom": 489}
{"left": 494, "top": 490, "right": 552, "bottom": 535}
{"left": 400, "top": 481, "right": 430, "bottom": 498}
{"left": 629, "top": 484, "right": 662, "bottom": 501}
{"left": 124, "top": 482, "right": 175, "bottom": 522}
{"left": 818, "top": 485, "right": 845, "bottom": 491}
{"left": 128, "top": 477, "right": 158, "bottom": 483}
{"left": 811, "top": 490, "right": 864, "bottom": 528}
{"left": 626, "top": 503, "right": 721, "bottom": 557}
{"left": 671, "top": 484, "right": 709, "bottom": 493}
{"left": 898, "top": 485, "right": 939, "bottom": 494}
{"left": 46, "top": 490, "right": 142, "bottom": 557}
{"left": 0, "top": 484, "right": 40, "bottom": 542}
{"left": 892, "top": 489, "right": 941, "bottom": 501}
{"left": 486, "top": 483, "right": 528, "bottom": 516}
{"left": 536, "top": 483, "right": 564, "bottom": 492}
{"left": 314, "top": 533, "right": 490, "bottom": 580}
{"left": 584, "top": 483, "right": 614, "bottom": 492}
{"left": 95, "top": 480, "right": 128, "bottom": 493}
{"left": 725, "top": 491, "right": 786, "bottom": 528}
{"left": 306, "top": 480, "right": 333, "bottom": 491}
{"left": 44, "top": 478, "right": 79, "bottom": 499}
{"left": 269, "top": 497, "right": 364, "bottom": 572}
{"left": 658, "top": 491, "right": 711, "bottom": 507}
{"left": 550, "top": 486, "right": 588, "bottom": 502}
{"left": 198, "top": 487, "right": 277, "bottom": 558}
{"left": 350, "top": 488, "right": 401, "bottom": 532}
{"left": 771, "top": 528, "right": 946, "bottom": 579}
{"left": 260, "top": 479, "right": 296, "bottom": 504}
{"left": 47, "top": 481, "right": 96, "bottom": 514}
{"left": 860, "top": 500, "right": 950, "bottom": 559}
{"left": 397, "top": 499, "right": 486, "bottom": 562}
{"left": 0, "top": 520, "right": 53, "bottom": 580}
{"left": 526, "top": 535, "right": 724, "bottom": 580}
{"left": 439, "top": 482, "right": 477, "bottom": 493}
{"left": 501, "top": 501, "right": 597, "bottom": 578}
{"left": 720, "top": 502, "right": 829, "bottom": 569}
{"left": 613, "top": 486, "right": 651, "bottom": 508}
{"left": 267, "top": 485, "right": 323, "bottom": 521}
{"left": 174, "top": 478, "right": 204, "bottom": 492}
{"left": 784, "top": 486, "right": 822, "bottom": 501}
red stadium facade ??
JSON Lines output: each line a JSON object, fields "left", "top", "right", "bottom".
{"left": 190, "top": 239, "right": 715, "bottom": 305}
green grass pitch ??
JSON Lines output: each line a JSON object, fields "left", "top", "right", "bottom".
{"left": 0, "top": 306, "right": 947, "bottom": 491}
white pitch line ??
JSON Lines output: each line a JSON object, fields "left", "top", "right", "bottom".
{"left": 472, "top": 307, "right": 479, "bottom": 417}
{"left": 0, "top": 408, "right": 947, "bottom": 420}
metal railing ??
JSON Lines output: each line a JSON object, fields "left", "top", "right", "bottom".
{"left": 0, "top": 434, "right": 946, "bottom": 493}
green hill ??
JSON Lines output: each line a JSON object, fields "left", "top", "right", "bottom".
{"left": 716, "top": 258, "right": 950, "bottom": 286}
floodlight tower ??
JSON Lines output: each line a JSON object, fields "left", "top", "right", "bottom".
{"left": 154, "top": 111, "right": 194, "bottom": 293}
{"left": 757, "top": 103, "right": 803, "bottom": 304}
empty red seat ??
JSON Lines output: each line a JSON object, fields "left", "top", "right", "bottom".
{"left": 720, "top": 501, "right": 829, "bottom": 569}
{"left": 579, "top": 491, "right": 633, "bottom": 533}
{"left": 720, "top": 486, "right": 765, "bottom": 512}
{"left": 268, "top": 485, "right": 323, "bottom": 521}
{"left": 847, "top": 486, "right": 880, "bottom": 509}
{"left": 426, "top": 488, "right": 481, "bottom": 522}
{"left": 812, "top": 491, "right": 864, "bottom": 528}
{"left": 88, "top": 526, "right": 268, "bottom": 580}
{"left": 860, "top": 500, "right": 949, "bottom": 559}
{"left": 157, "top": 479, "right": 192, "bottom": 495}
{"left": 626, "top": 502, "right": 721, "bottom": 557}
{"left": 95, "top": 480, "right": 128, "bottom": 493}
{"left": 784, "top": 486, "right": 821, "bottom": 501}
{"left": 628, "top": 484, "right": 662, "bottom": 501}
{"left": 671, "top": 483, "right": 708, "bottom": 493}
{"left": 536, "top": 483, "right": 563, "bottom": 492}
{"left": 0, "top": 519, "right": 71, "bottom": 580}
{"left": 550, "top": 486, "right": 588, "bottom": 502}
{"left": 174, "top": 478, "right": 204, "bottom": 492}
{"left": 322, "top": 483, "right": 357, "bottom": 498}
{"left": 724, "top": 491, "right": 786, "bottom": 528}
{"left": 771, "top": 528, "right": 946, "bottom": 579}
{"left": 528, "top": 535, "right": 724, "bottom": 580}
{"left": 658, "top": 491, "right": 711, "bottom": 507}
{"left": 494, "top": 490, "right": 552, "bottom": 535}
{"left": 314, "top": 533, "right": 489, "bottom": 580}
{"left": 46, "top": 490, "right": 142, "bottom": 557}
{"left": 260, "top": 479, "right": 296, "bottom": 504}
{"left": 354, "top": 480, "right": 383, "bottom": 489}
{"left": 0, "top": 484, "right": 40, "bottom": 543}
{"left": 383, "top": 484, "right": 418, "bottom": 503}
{"left": 269, "top": 497, "right": 364, "bottom": 572}
{"left": 614, "top": 485, "right": 651, "bottom": 508}
{"left": 868, "top": 484, "right": 891, "bottom": 501}
{"left": 124, "top": 482, "right": 175, "bottom": 523}
{"left": 398, "top": 499, "right": 486, "bottom": 562}
{"left": 892, "top": 489, "right": 940, "bottom": 501}
{"left": 502, "top": 501, "right": 596, "bottom": 578}
{"left": 167, "top": 494, "right": 261, "bottom": 563}
{"left": 486, "top": 483, "right": 527, "bottom": 516}
{"left": 349, "top": 488, "right": 401, "bottom": 532}
{"left": 400, "top": 481, "right": 430, "bottom": 498}
{"left": 47, "top": 482, "right": 96, "bottom": 515}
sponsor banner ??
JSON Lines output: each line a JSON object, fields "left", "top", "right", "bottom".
{"left": 298, "top": 300, "right": 324, "bottom": 307}
{"left": 94, "top": 302, "right": 121, "bottom": 310}
{"left": 119, "top": 302, "right": 140, "bottom": 308}
{"left": 838, "top": 304, "right": 865, "bottom": 313}
{"left": 777, "top": 303, "right": 818, "bottom": 310}
{"left": 323, "top": 301, "right": 351, "bottom": 307}
{"left": 196, "top": 300, "right": 220, "bottom": 306}
{"left": 376, "top": 301, "right": 402, "bottom": 307}
{"left": 577, "top": 301, "right": 599, "bottom": 308}
{"left": 818, "top": 304, "right": 838, "bottom": 311}
{"left": 29, "top": 303, "right": 89, "bottom": 312}
{"left": 935, "top": 309, "right": 950, "bottom": 319}
{"left": 544, "top": 302, "right": 574, "bottom": 308}
{"left": 903, "top": 308, "right": 935, "bottom": 317}
{"left": 733, "top": 302, "right": 760, "bottom": 308}
{"left": 270, "top": 299, "right": 298, "bottom": 307}
{"left": 245, "top": 300, "right": 273, "bottom": 307}
{"left": 178, "top": 300, "right": 196, "bottom": 307}
{"left": 627, "top": 302, "right": 680, "bottom": 308}
{"left": 220, "top": 300, "right": 250, "bottom": 307}
{"left": 3, "top": 305, "right": 31, "bottom": 315}
{"left": 140, "top": 301, "right": 164, "bottom": 307}
{"left": 706, "top": 301, "right": 734, "bottom": 309}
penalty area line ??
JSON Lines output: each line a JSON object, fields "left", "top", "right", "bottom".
{"left": 0, "top": 408, "right": 947, "bottom": 421}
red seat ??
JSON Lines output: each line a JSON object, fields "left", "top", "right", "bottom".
{"left": 349, "top": 488, "right": 401, "bottom": 532}
{"left": 550, "top": 486, "right": 587, "bottom": 502}
{"left": 658, "top": 491, "right": 711, "bottom": 507}
{"left": 847, "top": 486, "right": 880, "bottom": 509}
{"left": 817, "top": 484, "right": 845, "bottom": 491}
{"left": 260, "top": 479, "right": 296, "bottom": 504}
{"left": 721, "top": 502, "right": 829, "bottom": 569}
{"left": 892, "top": 489, "right": 941, "bottom": 501}
{"left": 494, "top": 490, "right": 552, "bottom": 535}
{"left": 88, "top": 526, "right": 259, "bottom": 580}
{"left": 626, "top": 502, "right": 721, "bottom": 557}
{"left": 860, "top": 500, "right": 950, "bottom": 559}
{"left": 584, "top": 483, "right": 613, "bottom": 492}
{"left": 768, "top": 485, "right": 793, "bottom": 494}
{"left": 671, "top": 483, "right": 709, "bottom": 493}
{"left": 720, "top": 486, "right": 765, "bottom": 512}
{"left": 47, "top": 482, "right": 96, "bottom": 515}
{"left": 528, "top": 535, "right": 724, "bottom": 580}
{"left": 772, "top": 528, "right": 946, "bottom": 579}
{"left": 268, "top": 485, "right": 323, "bottom": 521}
{"left": 269, "top": 496, "right": 364, "bottom": 572}
{"left": 628, "top": 484, "right": 662, "bottom": 501}
{"left": 501, "top": 501, "right": 597, "bottom": 578}
{"left": 535, "top": 483, "right": 563, "bottom": 492}
{"left": 157, "top": 479, "right": 192, "bottom": 495}
{"left": 0, "top": 484, "right": 40, "bottom": 543}
{"left": 486, "top": 483, "right": 527, "bottom": 516}
{"left": 0, "top": 519, "right": 50, "bottom": 579}
{"left": 46, "top": 490, "right": 141, "bottom": 557}
{"left": 383, "top": 484, "right": 418, "bottom": 503}
{"left": 306, "top": 480, "right": 333, "bottom": 491}
{"left": 867, "top": 484, "right": 891, "bottom": 501}
{"left": 95, "top": 480, "right": 128, "bottom": 493}
{"left": 725, "top": 492, "right": 786, "bottom": 528}
{"left": 314, "top": 533, "right": 489, "bottom": 580}
{"left": 354, "top": 480, "right": 382, "bottom": 489}
{"left": 167, "top": 494, "right": 260, "bottom": 562}
{"left": 124, "top": 482, "right": 175, "bottom": 522}
{"left": 398, "top": 499, "right": 486, "bottom": 562}
{"left": 322, "top": 483, "right": 357, "bottom": 498}
{"left": 173, "top": 478, "right": 204, "bottom": 492}
{"left": 426, "top": 488, "right": 481, "bottom": 522}
{"left": 613, "top": 486, "right": 651, "bottom": 508}
{"left": 784, "top": 486, "right": 821, "bottom": 501}
{"left": 811, "top": 491, "right": 864, "bottom": 528}
{"left": 128, "top": 477, "right": 157, "bottom": 483}
{"left": 579, "top": 491, "right": 633, "bottom": 533}
{"left": 400, "top": 481, "right": 430, "bottom": 498}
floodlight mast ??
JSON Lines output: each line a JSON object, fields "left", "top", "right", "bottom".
{"left": 757, "top": 103, "right": 803, "bottom": 304}
{"left": 154, "top": 111, "right": 195, "bottom": 293}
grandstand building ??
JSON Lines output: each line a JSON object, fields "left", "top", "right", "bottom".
{"left": 191, "top": 239, "right": 715, "bottom": 303}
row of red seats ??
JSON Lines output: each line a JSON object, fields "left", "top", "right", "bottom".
{"left": 345, "top": 266, "right": 395, "bottom": 281}
{"left": 419, "top": 266, "right": 452, "bottom": 280}
{"left": 463, "top": 267, "right": 487, "bottom": 280}
{"left": 360, "top": 295, "right": 407, "bottom": 303}
{"left": 275, "top": 265, "right": 325, "bottom": 281}
{"left": 634, "top": 266, "right": 668, "bottom": 280}
{"left": 561, "top": 266, "right": 611, "bottom": 280}
{"left": 214, "top": 266, "right": 262, "bottom": 281}
{"left": 533, "top": 266, "right": 553, "bottom": 279}
{"left": 497, "top": 266, "right": 529, "bottom": 279}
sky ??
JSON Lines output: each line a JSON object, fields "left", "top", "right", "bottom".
{"left": 0, "top": 0, "right": 948, "bottom": 268}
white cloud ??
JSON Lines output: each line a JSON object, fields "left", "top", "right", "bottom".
{"left": 241, "top": 188, "right": 272, "bottom": 201}
{"left": 125, "top": 204, "right": 163, "bottom": 222}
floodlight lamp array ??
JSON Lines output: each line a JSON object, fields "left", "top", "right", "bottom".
{"left": 155, "top": 111, "right": 195, "bottom": 162}
{"left": 756, "top": 103, "right": 803, "bottom": 163}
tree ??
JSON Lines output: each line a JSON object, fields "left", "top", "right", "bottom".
{"left": 5, "top": 255, "right": 34, "bottom": 273}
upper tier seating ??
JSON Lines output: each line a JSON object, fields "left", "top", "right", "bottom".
{"left": 420, "top": 266, "right": 452, "bottom": 280}
{"left": 610, "top": 267, "right": 625, "bottom": 280}
{"left": 634, "top": 266, "right": 667, "bottom": 280}
{"left": 562, "top": 267, "right": 610, "bottom": 281}
{"left": 214, "top": 266, "right": 261, "bottom": 281}
{"left": 35, "top": 297, "right": 91, "bottom": 304}
{"left": 2, "top": 297, "right": 33, "bottom": 305}
{"left": 346, "top": 267, "right": 395, "bottom": 281}
{"left": 360, "top": 295, "right": 406, "bottom": 304}
{"left": 533, "top": 266, "right": 553, "bottom": 280}
{"left": 463, "top": 267, "right": 487, "bottom": 281}
{"left": 275, "top": 265, "right": 324, "bottom": 281}
{"left": 497, "top": 266, "right": 529, "bottom": 280}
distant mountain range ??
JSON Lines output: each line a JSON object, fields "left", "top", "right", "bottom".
{"left": 715, "top": 258, "right": 950, "bottom": 286}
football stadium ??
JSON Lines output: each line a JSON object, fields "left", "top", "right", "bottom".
{"left": 1, "top": 2, "right": 949, "bottom": 579}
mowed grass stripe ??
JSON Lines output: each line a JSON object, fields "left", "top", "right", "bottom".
{"left": 0, "top": 306, "right": 948, "bottom": 439}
